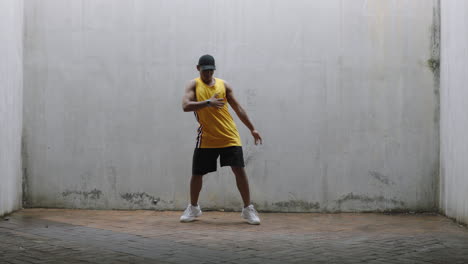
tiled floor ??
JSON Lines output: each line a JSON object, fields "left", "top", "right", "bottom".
{"left": 1, "top": 209, "right": 468, "bottom": 263}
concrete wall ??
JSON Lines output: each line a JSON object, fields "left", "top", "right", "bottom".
{"left": 440, "top": 0, "right": 468, "bottom": 225}
{"left": 0, "top": 0, "right": 23, "bottom": 216}
{"left": 23, "top": 0, "right": 439, "bottom": 212}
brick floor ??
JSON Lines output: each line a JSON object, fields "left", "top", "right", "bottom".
{"left": 1, "top": 209, "right": 468, "bottom": 264}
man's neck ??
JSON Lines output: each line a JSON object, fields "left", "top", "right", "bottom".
{"left": 201, "top": 78, "right": 215, "bottom": 86}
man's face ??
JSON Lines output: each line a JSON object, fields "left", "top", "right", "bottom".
{"left": 198, "top": 67, "right": 214, "bottom": 83}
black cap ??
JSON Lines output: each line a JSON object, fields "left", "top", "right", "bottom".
{"left": 198, "top": 54, "right": 216, "bottom": 71}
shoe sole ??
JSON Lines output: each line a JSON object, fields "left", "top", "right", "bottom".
{"left": 180, "top": 218, "right": 196, "bottom": 223}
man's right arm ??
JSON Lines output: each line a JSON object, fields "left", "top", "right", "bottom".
{"left": 182, "top": 80, "right": 224, "bottom": 112}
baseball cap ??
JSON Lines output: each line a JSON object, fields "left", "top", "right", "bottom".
{"left": 198, "top": 54, "right": 216, "bottom": 71}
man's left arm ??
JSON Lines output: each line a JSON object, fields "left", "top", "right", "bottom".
{"left": 225, "top": 82, "right": 262, "bottom": 145}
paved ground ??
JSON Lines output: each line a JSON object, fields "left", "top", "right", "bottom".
{"left": 1, "top": 209, "right": 468, "bottom": 264}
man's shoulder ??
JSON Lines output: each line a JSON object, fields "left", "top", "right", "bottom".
{"left": 216, "top": 78, "right": 229, "bottom": 88}
{"left": 219, "top": 79, "right": 233, "bottom": 91}
{"left": 185, "top": 79, "right": 197, "bottom": 91}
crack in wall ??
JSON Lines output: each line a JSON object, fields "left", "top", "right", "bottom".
{"left": 21, "top": 132, "right": 29, "bottom": 208}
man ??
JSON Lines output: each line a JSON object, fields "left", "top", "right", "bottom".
{"left": 180, "top": 54, "right": 262, "bottom": 225}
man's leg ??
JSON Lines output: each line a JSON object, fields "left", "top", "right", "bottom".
{"left": 232, "top": 166, "right": 261, "bottom": 225}
{"left": 231, "top": 167, "right": 251, "bottom": 208}
{"left": 181, "top": 173, "right": 205, "bottom": 222}
{"left": 190, "top": 174, "right": 204, "bottom": 206}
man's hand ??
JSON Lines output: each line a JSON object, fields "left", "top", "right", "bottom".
{"left": 251, "top": 130, "right": 262, "bottom": 145}
{"left": 208, "top": 93, "right": 225, "bottom": 109}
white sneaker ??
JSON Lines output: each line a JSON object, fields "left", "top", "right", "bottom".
{"left": 241, "top": 205, "right": 261, "bottom": 225}
{"left": 180, "top": 204, "right": 202, "bottom": 222}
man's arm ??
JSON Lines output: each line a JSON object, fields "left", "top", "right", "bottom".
{"left": 225, "top": 82, "right": 262, "bottom": 145}
{"left": 182, "top": 80, "right": 224, "bottom": 112}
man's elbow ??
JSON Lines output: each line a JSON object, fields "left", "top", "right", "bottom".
{"left": 182, "top": 104, "right": 192, "bottom": 112}
{"left": 233, "top": 107, "right": 244, "bottom": 116}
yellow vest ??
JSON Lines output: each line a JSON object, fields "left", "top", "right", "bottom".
{"left": 194, "top": 77, "right": 242, "bottom": 148}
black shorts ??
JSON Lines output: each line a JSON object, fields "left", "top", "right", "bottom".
{"left": 192, "top": 146, "right": 245, "bottom": 175}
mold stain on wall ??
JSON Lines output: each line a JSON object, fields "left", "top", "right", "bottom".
{"left": 120, "top": 192, "right": 159, "bottom": 206}
{"left": 335, "top": 192, "right": 405, "bottom": 209}
{"left": 273, "top": 200, "right": 320, "bottom": 211}
{"left": 62, "top": 189, "right": 103, "bottom": 200}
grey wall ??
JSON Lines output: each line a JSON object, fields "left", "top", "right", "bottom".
{"left": 440, "top": 0, "right": 468, "bottom": 225}
{"left": 24, "top": 0, "right": 439, "bottom": 212}
{"left": 0, "top": 0, "right": 23, "bottom": 216}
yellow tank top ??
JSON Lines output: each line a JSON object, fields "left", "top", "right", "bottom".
{"left": 194, "top": 77, "right": 242, "bottom": 148}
